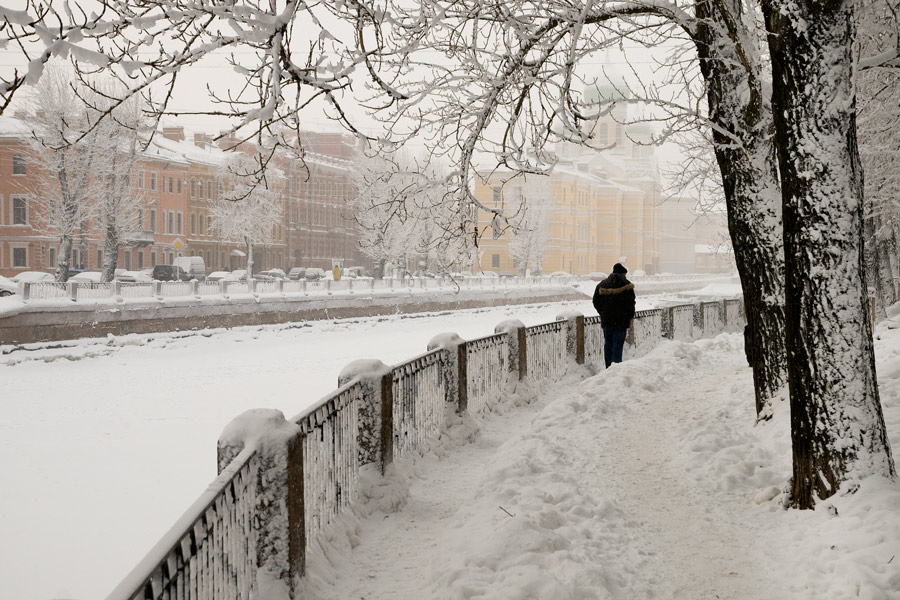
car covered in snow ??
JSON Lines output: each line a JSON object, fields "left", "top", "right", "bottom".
{"left": 11, "top": 271, "right": 54, "bottom": 283}
{"left": 115, "top": 270, "right": 152, "bottom": 283}
{"left": 69, "top": 271, "right": 104, "bottom": 283}
{"left": 304, "top": 267, "right": 325, "bottom": 281}
{"left": 254, "top": 269, "right": 287, "bottom": 281}
{"left": 0, "top": 275, "right": 18, "bottom": 296}
{"left": 205, "top": 271, "right": 231, "bottom": 282}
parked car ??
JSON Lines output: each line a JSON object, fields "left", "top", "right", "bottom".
{"left": 227, "top": 269, "right": 249, "bottom": 281}
{"left": 0, "top": 275, "right": 18, "bottom": 296}
{"left": 151, "top": 265, "right": 190, "bottom": 281}
{"left": 11, "top": 271, "right": 54, "bottom": 283}
{"left": 586, "top": 272, "right": 607, "bottom": 281}
{"left": 69, "top": 271, "right": 103, "bottom": 283}
{"left": 206, "top": 271, "right": 231, "bottom": 282}
{"left": 288, "top": 267, "right": 307, "bottom": 280}
{"left": 254, "top": 269, "right": 287, "bottom": 281}
{"left": 344, "top": 266, "right": 368, "bottom": 279}
{"left": 115, "top": 270, "right": 152, "bottom": 283}
{"left": 549, "top": 271, "right": 572, "bottom": 278}
{"left": 304, "top": 267, "right": 325, "bottom": 281}
{"left": 173, "top": 256, "right": 206, "bottom": 280}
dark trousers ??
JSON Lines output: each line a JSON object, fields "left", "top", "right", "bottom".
{"left": 602, "top": 326, "right": 628, "bottom": 368}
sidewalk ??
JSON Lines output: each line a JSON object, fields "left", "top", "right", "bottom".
{"left": 299, "top": 333, "right": 795, "bottom": 599}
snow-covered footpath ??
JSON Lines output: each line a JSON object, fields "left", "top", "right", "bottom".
{"left": 302, "top": 323, "right": 900, "bottom": 600}
{"left": 3, "top": 287, "right": 900, "bottom": 599}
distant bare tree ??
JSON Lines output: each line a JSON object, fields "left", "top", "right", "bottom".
{"left": 21, "top": 63, "right": 103, "bottom": 281}
{"left": 210, "top": 152, "right": 283, "bottom": 279}
{"left": 507, "top": 177, "right": 552, "bottom": 276}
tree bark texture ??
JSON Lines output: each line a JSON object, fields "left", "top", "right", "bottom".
{"left": 101, "top": 216, "right": 119, "bottom": 284}
{"left": 763, "top": 0, "right": 895, "bottom": 508}
{"left": 693, "top": 0, "right": 787, "bottom": 414}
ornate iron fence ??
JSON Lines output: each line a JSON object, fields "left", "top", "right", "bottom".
{"left": 525, "top": 321, "right": 567, "bottom": 381}
{"left": 465, "top": 333, "right": 508, "bottom": 413}
{"left": 106, "top": 448, "right": 257, "bottom": 600}
{"left": 584, "top": 316, "right": 604, "bottom": 372}
{"left": 107, "top": 295, "right": 746, "bottom": 600}
{"left": 392, "top": 350, "right": 445, "bottom": 458}
{"left": 293, "top": 381, "right": 363, "bottom": 544}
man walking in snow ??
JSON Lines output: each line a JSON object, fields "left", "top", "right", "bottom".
{"left": 592, "top": 263, "right": 636, "bottom": 368}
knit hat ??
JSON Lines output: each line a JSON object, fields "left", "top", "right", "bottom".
{"left": 612, "top": 263, "right": 627, "bottom": 274}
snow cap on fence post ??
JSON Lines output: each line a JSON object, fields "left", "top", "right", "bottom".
{"left": 556, "top": 310, "right": 585, "bottom": 365}
{"left": 495, "top": 319, "right": 527, "bottom": 381}
{"left": 427, "top": 333, "right": 468, "bottom": 414}
{"left": 338, "top": 359, "right": 394, "bottom": 473}
{"left": 217, "top": 408, "right": 305, "bottom": 598}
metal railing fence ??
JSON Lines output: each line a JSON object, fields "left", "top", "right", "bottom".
{"left": 106, "top": 295, "right": 744, "bottom": 600}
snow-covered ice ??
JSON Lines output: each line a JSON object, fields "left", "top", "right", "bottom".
{"left": 3, "top": 285, "right": 899, "bottom": 600}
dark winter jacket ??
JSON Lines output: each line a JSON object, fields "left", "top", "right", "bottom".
{"left": 592, "top": 273, "right": 636, "bottom": 329}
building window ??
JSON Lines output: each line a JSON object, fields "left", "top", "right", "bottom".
{"left": 492, "top": 187, "right": 501, "bottom": 206}
{"left": 177, "top": 212, "right": 182, "bottom": 234}
{"left": 491, "top": 253, "right": 500, "bottom": 268}
{"left": 138, "top": 251, "right": 144, "bottom": 269}
{"left": 200, "top": 214, "right": 206, "bottom": 235}
{"left": 150, "top": 172, "right": 157, "bottom": 191}
{"left": 199, "top": 180, "right": 204, "bottom": 199}
{"left": 49, "top": 248, "right": 56, "bottom": 269}
{"left": 124, "top": 250, "right": 132, "bottom": 270}
{"left": 190, "top": 180, "right": 195, "bottom": 198}
{"left": 169, "top": 177, "right": 173, "bottom": 193}
{"left": 190, "top": 214, "right": 196, "bottom": 235}
{"left": 97, "top": 250, "right": 103, "bottom": 268}
{"left": 12, "top": 155, "right": 26, "bottom": 175}
{"left": 12, "top": 197, "right": 27, "bottom": 225}
{"left": 177, "top": 179, "right": 182, "bottom": 194}
{"left": 149, "top": 209, "right": 157, "bottom": 233}
{"left": 207, "top": 216, "right": 212, "bottom": 234}
{"left": 168, "top": 211, "right": 174, "bottom": 234}
{"left": 137, "top": 170, "right": 145, "bottom": 189}
{"left": 13, "top": 247, "right": 27, "bottom": 268}
{"left": 151, "top": 251, "right": 157, "bottom": 267}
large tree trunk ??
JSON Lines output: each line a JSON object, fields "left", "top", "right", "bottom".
{"left": 101, "top": 216, "right": 119, "bottom": 283}
{"left": 56, "top": 235, "right": 73, "bottom": 282}
{"left": 763, "top": 0, "right": 895, "bottom": 508}
{"left": 694, "top": 0, "right": 787, "bottom": 414}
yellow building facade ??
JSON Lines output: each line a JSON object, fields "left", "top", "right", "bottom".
{"left": 475, "top": 83, "right": 663, "bottom": 276}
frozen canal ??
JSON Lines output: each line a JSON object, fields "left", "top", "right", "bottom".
{"left": 2, "top": 293, "right": 639, "bottom": 600}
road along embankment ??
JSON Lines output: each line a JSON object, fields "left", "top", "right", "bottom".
{"left": 0, "top": 285, "right": 586, "bottom": 345}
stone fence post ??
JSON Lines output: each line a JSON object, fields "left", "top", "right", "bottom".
{"left": 427, "top": 333, "right": 468, "bottom": 414}
{"left": 338, "top": 359, "right": 394, "bottom": 473}
{"left": 556, "top": 310, "right": 585, "bottom": 365}
{"left": 217, "top": 408, "right": 305, "bottom": 596}
{"left": 495, "top": 319, "right": 527, "bottom": 383}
